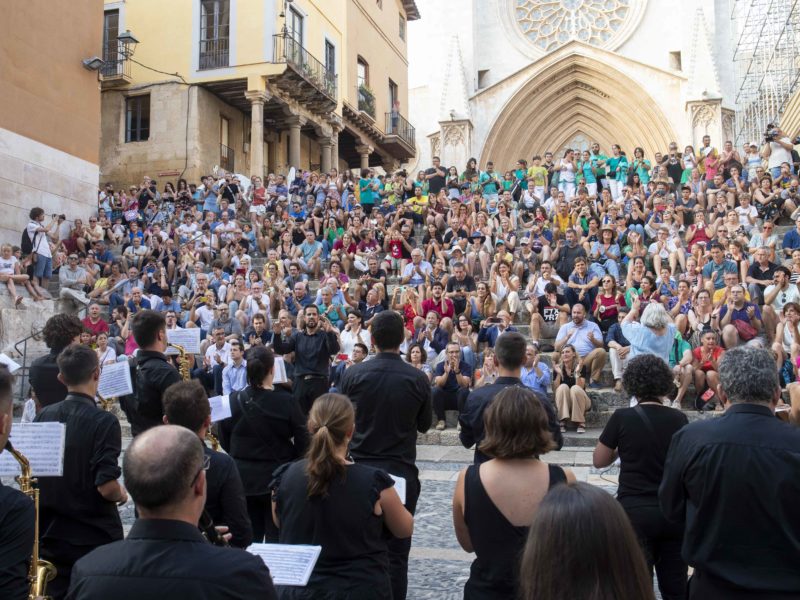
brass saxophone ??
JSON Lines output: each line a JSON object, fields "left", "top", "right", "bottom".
{"left": 96, "top": 391, "right": 113, "bottom": 412}
{"left": 168, "top": 343, "right": 219, "bottom": 450}
{"left": 4, "top": 441, "right": 57, "bottom": 600}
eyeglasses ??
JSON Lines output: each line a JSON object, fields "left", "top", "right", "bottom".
{"left": 764, "top": 226, "right": 773, "bottom": 230}
{"left": 190, "top": 454, "right": 211, "bottom": 487}
{"left": 718, "top": 229, "right": 727, "bottom": 233}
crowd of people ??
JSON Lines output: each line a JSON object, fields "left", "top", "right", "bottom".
{"left": 0, "top": 127, "right": 799, "bottom": 599}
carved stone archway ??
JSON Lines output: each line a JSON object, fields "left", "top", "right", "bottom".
{"left": 480, "top": 54, "right": 677, "bottom": 167}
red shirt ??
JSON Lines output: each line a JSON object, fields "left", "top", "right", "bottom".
{"left": 82, "top": 316, "right": 109, "bottom": 336}
{"left": 422, "top": 297, "right": 455, "bottom": 320}
{"left": 692, "top": 346, "right": 723, "bottom": 371}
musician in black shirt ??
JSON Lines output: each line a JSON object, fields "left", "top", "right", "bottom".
{"left": 35, "top": 344, "right": 127, "bottom": 599}
{"left": 660, "top": 347, "right": 800, "bottom": 600}
{"left": 29, "top": 314, "right": 83, "bottom": 409}
{"left": 272, "top": 304, "right": 340, "bottom": 414}
{"left": 218, "top": 345, "right": 308, "bottom": 543}
{"left": 0, "top": 366, "right": 34, "bottom": 600}
{"left": 67, "top": 426, "right": 277, "bottom": 600}
{"left": 126, "top": 310, "right": 182, "bottom": 436}
{"left": 340, "top": 311, "right": 432, "bottom": 600}
{"left": 163, "top": 380, "right": 252, "bottom": 548}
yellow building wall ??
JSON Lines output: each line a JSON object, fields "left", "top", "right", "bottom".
{"left": 346, "top": 0, "right": 410, "bottom": 127}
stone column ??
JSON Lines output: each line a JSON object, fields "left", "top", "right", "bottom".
{"left": 244, "top": 91, "right": 268, "bottom": 177}
{"left": 331, "top": 128, "right": 340, "bottom": 171}
{"left": 319, "top": 138, "right": 333, "bottom": 173}
{"left": 286, "top": 115, "right": 306, "bottom": 169}
{"left": 356, "top": 144, "right": 373, "bottom": 170}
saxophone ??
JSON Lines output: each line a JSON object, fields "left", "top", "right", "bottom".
{"left": 4, "top": 441, "right": 57, "bottom": 600}
{"left": 168, "top": 343, "right": 219, "bottom": 451}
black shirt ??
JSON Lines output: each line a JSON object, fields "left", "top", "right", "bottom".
{"left": 0, "top": 481, "right": 34, "bottom": 600}
{"left": 218, "top": 386, "right": 308, "bottom": 496}
{"left": 660, "top": 403, "right": 800, "bottom": 594}
{"left": 425, "top": 166, "right": 446, "bottom": 195}
{"left": 203, "top": 446, "right": 252, "bottom": 548}
{"left": 459, "top": 377, "right": 563, "bottom": 464}
{"left": 35, "top": 393, "right": 123, "bottom": 547}
{"left": 66, "top": 519, "right": 277, "bottom": 600}
{"left": 555, "top": 244, "right": 587, "bottom": 280}
{"left": 341, "top": 352, "right": 432, "bottom": 468}
{"left": 129, "top": 350, "right": 182, "bottom": 436}
{"left": 29, "top": 351, "right": 68, "bottom": 408}
{"left": 536, "top": 293, "right": 568, "bottom": 323}
{"left": 272, "top": 460, "right": 394, "bottom": 598}
{"left": 746, "top": 260, "right": 778, "bottom": 292}
{"left": 599, "top": 405, "right": 687, "bottom": 506}
{"left": 446, "top": 274, "right": 477, "bottom": 313}
{"left": 272, "top": 329, "right": 339, "bottom": 377}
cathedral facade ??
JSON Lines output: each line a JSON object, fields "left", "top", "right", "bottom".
{"left": 406, "top": 0, "right": 739, "bottom": 172}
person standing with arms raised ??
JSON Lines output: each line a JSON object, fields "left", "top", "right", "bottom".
{"left": 340, "top": 311, "right": 432, "bottom": 600}
{"left": 273, "top": 304, "right": 340, "bottom": 415}
{"left": 126, "top": 310, "right": 182, "bottom": 436}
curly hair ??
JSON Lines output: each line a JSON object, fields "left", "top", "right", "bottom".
{"left": 622, "top": 355, "right": 674, "bottom": 403}
{"left": 42, "top": 314, "right": 84, "bottom": 353}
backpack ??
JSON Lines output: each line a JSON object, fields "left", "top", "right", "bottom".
{"left": 21, "top": 227, "right": 35, "bottom": 255}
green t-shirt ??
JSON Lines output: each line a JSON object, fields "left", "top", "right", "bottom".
{"left": 359, "top": 178, "right": 374, "bottom": 205}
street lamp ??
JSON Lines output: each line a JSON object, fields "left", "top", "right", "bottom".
{"left": 116, "top": 30, "right": 140, "bottom": 59}
{"left": 82, "top": 57, "right": 104, "bottom": 71}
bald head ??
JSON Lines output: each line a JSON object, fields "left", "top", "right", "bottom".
{"left": 123, "top": 425, "right": 204, "bottom": 512}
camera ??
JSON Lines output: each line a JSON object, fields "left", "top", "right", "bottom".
{"left": 765, "top": 128, "right": 779, "bottom": 142}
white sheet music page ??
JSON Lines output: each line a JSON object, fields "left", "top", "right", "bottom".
{"left": 97, "top": 360, "right": 133, "bottom": 398}
{"left": 247, "top": 544, "right": 322, "bottom": 586}
{"left": 167, "top": 328, "right": 202, "bottom": 354}
{"left": 0, "top": 422, "right": 66, "bottom": 477}
{"left": 273, "top": 356, "right": 288, "bottom": 384}
{"left": 208, "top": 395, "right": 232, "bottom": 422}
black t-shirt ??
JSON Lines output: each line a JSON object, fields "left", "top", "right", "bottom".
{"left": 664, "top": 157, "right": 683, "bottom": 189}
{"left": 0, "top": 482, "right": 34, "bottom": 600}
{"left": 537, "top": 293, "right": 567, "bottom": 323}
{"left": 446, "top": 275, "right": 477, "bottom": 302}
{"left": 425, "top": 167, "right": 446, "bottom": 195}
{"left": 599, "top": 405, "right": 688, "bottom": 505}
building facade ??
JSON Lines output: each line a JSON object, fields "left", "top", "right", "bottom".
{"left": 0, "top": 0, "right": 103, "bottom": 244}
{"left": 99, "top": 0, "right": 418, "bottom": 187}
{"left": 406, "top": 0, "right": 743, "bottom": 173}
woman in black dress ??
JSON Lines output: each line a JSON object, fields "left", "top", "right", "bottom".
{"left": 218, "top": 345, "right": 308, "bottom": 543}
{"left": 271, "top": 393, "right": 412, "bottom": 600}
{"left": 452, "top": 386, "right": 575, "bottom": 600}
{"left": 593, "top": 354, "right": 689, "bottom": 600}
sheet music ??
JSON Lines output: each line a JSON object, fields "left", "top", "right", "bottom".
{"left": 247, "top": 544, "right": 321, "bottom": 586}
{"left": 0, "top": 353, "right": 22, "bottom": 374}
{"left": 208, "top": 395, "right": 231, "bottom": 422}
{"left": 167, "top": 328, "right": 202, "bottom": 354}
{"left": 98, "top": 360, "right": 133, "bottom": 398}
{"left": 0, "top": 422, "right": 66, "bottom": 477}
{"left": 390, "top": 474, "right": 406, "bottom": 504}
{"left": 273, "top": 356, "right": 288, "bottom": 384}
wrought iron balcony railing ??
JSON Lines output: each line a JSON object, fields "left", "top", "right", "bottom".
{"left": 199, "top": 37, "right": 230, "bottom": 70}
{"left": 220, "top": 143, "right": 234, "bottom": 172}
{"left": 385, "top": 111, "right": 415, "bottom": 147}
{"left": 273, "top": 33, "right": 337, "bottom": 100}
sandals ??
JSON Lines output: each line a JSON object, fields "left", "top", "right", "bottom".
{"left": 14, "top": 296, "right": 23, "bottom": 308}
{"left": 576, "top": 425, "right": 586, "bottom": 434}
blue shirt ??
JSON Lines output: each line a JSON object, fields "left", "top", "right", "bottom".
{"left": 477, "top": 325, "right": 518, "bottom": 349}
{"left": 555, "top": 319, "right": 603, "bottom": 357}
{"left": 702, "top": 259, "right": 738, "bottom": 290}
{"left": 521, "top": 362, "right": 552, "bottom": 395}
{"left": 222, "top": 360, "right": 248, "bottom": 395}
{"left": 782, "top": 228, "right": 800, "bottom": 253}
{"left": 621, "top": 322, "right": 676, "bottom": 363}
{"left": 433, "top": 360, "right": 472, "bottom": 393}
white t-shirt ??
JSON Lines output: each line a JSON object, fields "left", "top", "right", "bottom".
{"left": 767, "top": 137, "right": 794, "bottom": 169}
{"left": 765, "top": 283, "right": 800, "bottom": 313}
{"left": 0, "top": 255, "right": 18, "bottom": 275}
{"left": 735, "top": 204, "right": 758, "bottom": 227}
{"left": 27, "top": 221, "right": 51, "bottom": 258}
{"left": 402, "top": 260, "right": 432, "bottom": 285}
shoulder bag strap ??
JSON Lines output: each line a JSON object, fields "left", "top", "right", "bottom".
{"left": 633, "top": 404, "right": 669, "bottom": 458}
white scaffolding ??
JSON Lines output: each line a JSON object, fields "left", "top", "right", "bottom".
{"left": 731, "top": 0, "right": 800, "bottom": 146}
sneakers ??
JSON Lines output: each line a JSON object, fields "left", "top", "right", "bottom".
{"left": 671, "top": 399, "right": 682, "bottom": 409}
{"left": 588, "top": 381, "right": 603, "bottom": 390}
{"left": 435, "top": 420, "right": 446, "bottom": 431}
{"left": 576, "top": 425, "right": 586, "bottom": 434}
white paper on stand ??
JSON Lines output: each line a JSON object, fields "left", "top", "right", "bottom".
{"left": 273, "top": 356, "right": 288, "bottom": 384}
{"left": 0, "top": 353, "right": 22, "bottom": 374}
{"left": 390, "top": 475, "right": 407, "bottom": 504}
{"left": 98, "top": 360, "right": 133, "bottom": 398}
{"left": 208, "top": 395, "right": 232, "bottom": 422}
{"left": 0, "top": 422, "right": 66, "bottom": 476}
{"left": 247, "top": 543, "right": 321, "bottom": 586}
{"left": 167, "top": 328, "right": 202, "bottom": 354}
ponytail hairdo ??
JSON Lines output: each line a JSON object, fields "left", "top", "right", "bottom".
{"left": 305, "top": 393, "right": 354, "bottom": 498}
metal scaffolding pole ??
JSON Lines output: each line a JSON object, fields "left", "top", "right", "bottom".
{"left": 731, "top": 0, "right": 800, "bottom": 146}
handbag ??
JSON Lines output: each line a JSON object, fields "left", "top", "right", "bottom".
{"left": 732, "top": 318, "right": 757, "bottom": 341}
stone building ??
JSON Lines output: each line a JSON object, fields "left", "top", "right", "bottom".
{"left": 0, "top": 0, "right": 102, "bottom": 245}
{"left": 98, "top": 0, "right": 418, "bottom": 187}
{"left": 406, "top": 0, "right": 744, "bottom": 173}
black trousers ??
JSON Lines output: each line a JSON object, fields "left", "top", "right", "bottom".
{"left": 40, "top": 538, "right": 102, "bottom": 600}
{"left": 355, "top": 458, "right": 420, "bottom": 600}
{"left": 293, "top": 375, "right": 330, "bottom": 415}
{"left": 689, "top": 570, "right": 800, "bottom": 600}
{"left": 246, "top": 493, "right": 279, "bottom": 543}
{"left": 432, "top": 386, "right": 470, "bottom": 421}
{"left": 623, "top": 502, "right": 687, "bottom": 600}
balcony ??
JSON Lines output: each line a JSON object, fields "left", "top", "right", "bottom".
{"left": 270, "top": 33, "right": 337, "bottom": 113}
{"left": 220, "top": 143, "right": 235, "bottom": 172}
{"left": 99, "top": 42, "right": 131, "bottom": 88}
{"left": 358, "top": 86, "right": 376, "bottom": 120}
{"left": 384, "top": 111, "right": 415, "bottom": 158}
{"left": 199, "top": 37, "right": 230, "bottom": 70}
